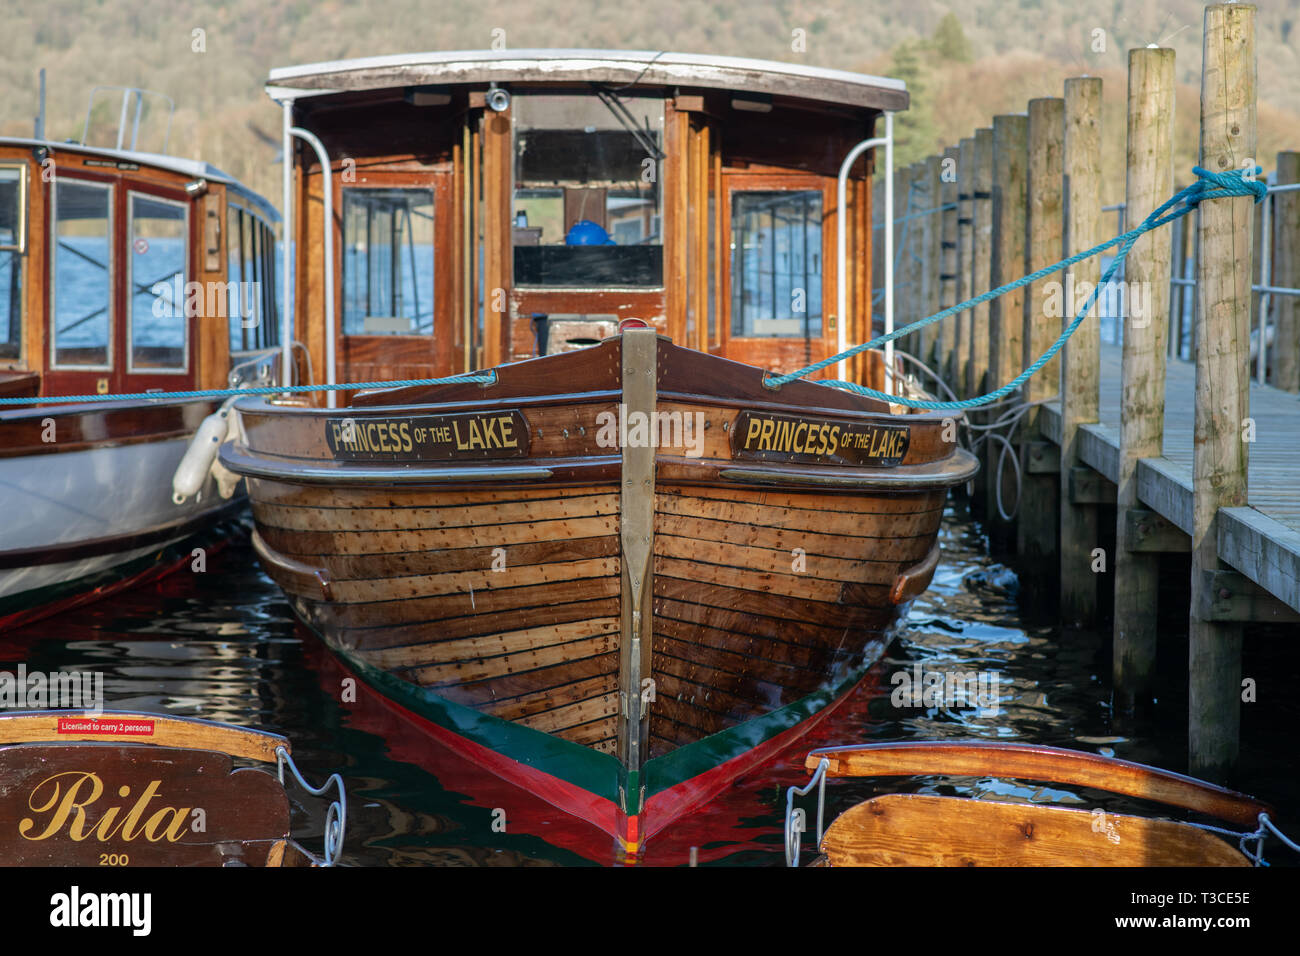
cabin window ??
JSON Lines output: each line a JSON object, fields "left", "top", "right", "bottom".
{"left": 342, "top": 188, "right": 434, "bottom": 335}
{"left": 128, "top": 192, "right": 188, "bottom": 372}
{"left": 260, "top": 219, "right": 277, "bottom": 339}
{"left": 51, "top": 179, "right": 113, "bottom": 369}
{"left": 730, "top": 190, "right": 822, "bottom": 338}
{"left": 227, "top": 204, "right": 245, "bottom": 351}
{"left": 512, "top": 93, "right": 663, "bottom": 288}
{"left": 227, "top": 203, "right": 279, "bottom": 352}
{"left": 242, "top": 205, "right": 261, "bottom": 336}
{"left": 0, "top": 164, "right": 26, "bottom": 361}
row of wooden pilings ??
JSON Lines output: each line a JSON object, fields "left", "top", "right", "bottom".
{"left": 874, "top": 3, "right": 1297, "bottom": 778}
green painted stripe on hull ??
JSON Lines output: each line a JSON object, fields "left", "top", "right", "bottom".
{"left": 341, "top": 653, "right": 623, "bottom": 804}
{"left": 642, "top": 658, "right": 875, "bottom": 799}
{"left": 338, "top": 646, "right": 879, "bottom": 817}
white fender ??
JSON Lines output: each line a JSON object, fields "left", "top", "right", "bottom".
{"left": 172, "top": 399, "right": 235, "bottom": 504}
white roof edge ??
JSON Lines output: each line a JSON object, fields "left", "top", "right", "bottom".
{"left": 266, "top": 49, "right": 906, "bottom": 101}
{"left": 0, "top": 137, "right": 280, "bottom": 223}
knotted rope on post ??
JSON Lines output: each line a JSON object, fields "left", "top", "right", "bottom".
{"left": 766, "top": 166, "right": 1268, "bottom": 411}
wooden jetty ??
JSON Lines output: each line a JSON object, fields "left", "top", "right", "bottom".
{"left": 884, "top": 3, "right": 1299, "bottom": 779}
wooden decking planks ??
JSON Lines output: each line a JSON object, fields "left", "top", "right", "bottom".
{"left": 1039, "top": 343, "right": 1300, "bottom": 612}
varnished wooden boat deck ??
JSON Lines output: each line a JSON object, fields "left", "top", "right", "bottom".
{"left": 1038, "top": 343, "right": 1300, "bottom": 612}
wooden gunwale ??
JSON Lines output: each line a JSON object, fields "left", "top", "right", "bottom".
{"left": 806, "top": 741, "right": 1273, "bottom": 827}
{"left": 0, "top": 710, "right": 288, "bottom": 764}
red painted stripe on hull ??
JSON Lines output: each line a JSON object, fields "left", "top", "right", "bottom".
{"left": 325, "top": 644, "right": 878, "bottom": 854}
{"left": 640, "top": 668, "right": 874, "bottom": 841}
{"left": 360, "top": 674, "right": 622, "bottom": 838}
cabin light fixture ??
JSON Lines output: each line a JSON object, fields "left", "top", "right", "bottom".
{"left": 184, "top": 178, "right": 209, "bottom": 198}
{"left": 731, "top": 93, "right": 773, "bottom": 113}
{"left": 486, "top": 83, "right": 511, "bottom": 113}
{"left": 404, "top": 85, "right": 452, "bottom": 107}
{"left": 31, "top": 144, "right": 50, "bottom": 164}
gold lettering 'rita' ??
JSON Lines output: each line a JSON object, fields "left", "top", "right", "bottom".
{"left": 18, "top": 771, "right": 190, "bottom": 844}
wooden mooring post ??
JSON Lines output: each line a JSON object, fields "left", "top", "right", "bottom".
{"left": 1189, "top": 2, "right": 1255, "bottom": 779}
{"left": 920, "top": 154, "right": 944, "bottom": 367}
{"left": 904, "top": 162, "right": 924, "bottom": 358}
{"left": 1016, "top": 97, "right": 1065, "bottom": 593}
{"left": 1113, "top": 47, "right": 1175, "bottom": 716}
{"left": 1059, "top": 76, "right": 1103, "bottom": 628}
{"left": 1275, "top": 150, "right": 1300, "bottom": 392}
{"left": 970, "top": 128, "right": 994, "bottom": 399}
{"left": 940, "top": 146, "right": 960, "bottom": 383}
{"left": 956, "top": 136, "right": 976, "bottom": 395}
{"left": 968, "top": 129, "right": 995, "bottom": 512}
{"left": 988, "top": 113, "right": 1028, "bottom": 546}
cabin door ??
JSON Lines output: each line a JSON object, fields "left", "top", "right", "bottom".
{"left": 44, "top": 173, "right": 196, "bottom": 398}
{"left": 719, "top": 175, "right": 837, "bottom": 377}
{"left": 118, "top": 182, "right": 195, "bottom": 394}
{"left": 44, "top": 171, "right": 114, "bottom": 398}
{"left": 338, "top": 171, "right": 455, "bottom": 382}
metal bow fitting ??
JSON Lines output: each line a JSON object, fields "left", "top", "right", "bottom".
{"left": 276, "top": 746, "right": 347, "bottom": 867}
{"left": 784, "top": 757, "right": 830, "bottom": 868}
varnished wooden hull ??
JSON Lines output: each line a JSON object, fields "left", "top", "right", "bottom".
{"left": 222, "top": 331, "right": 977, "bottom": 849}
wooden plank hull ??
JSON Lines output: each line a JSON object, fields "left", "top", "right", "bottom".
{"left": 222, "top": 332, "right": 977, "bottom": 850}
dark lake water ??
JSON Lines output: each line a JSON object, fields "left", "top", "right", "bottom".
{"left": 5, "top": 498, "right": 1297, "bottom": 867}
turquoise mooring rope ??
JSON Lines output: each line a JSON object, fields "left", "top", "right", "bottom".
{"left": 767, "top": 165, "right": 1267, "bottom": 410}
{"left": 0, "top": 168, "right": 1266, "bottom": 410}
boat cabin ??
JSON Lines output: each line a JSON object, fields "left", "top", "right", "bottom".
{"left": 267, "top": 51, "right": 906, "bottom": 390}
{"left": 0, "top": 88, "right": 281, "bottom": 402}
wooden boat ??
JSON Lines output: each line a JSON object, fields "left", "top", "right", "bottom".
{"left": 218, "top": 51, "right": 974, "bottom": 853}
{"left": 222, "top": 328, "right": 975, "bottom": 852}
{"left": 0, "top": 88, "right": 281, "bottom": 630}
{"left": 0, "top": 709, "right": 344, "bottom": 866}
{"left": 787, "top": 741, "right": 1278, "bottom": 866}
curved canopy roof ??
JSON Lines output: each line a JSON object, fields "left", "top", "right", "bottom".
{"left": 267, "top": 49, "right": 908, "bottom": 112}
{"left": 0, "top": 137, "right": 279, "bottom": 223}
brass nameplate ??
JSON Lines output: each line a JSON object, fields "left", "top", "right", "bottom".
{"left": 326, "top": 410, "right": 529, "bottom": 461}
{"left": 731, "top": 410, "right": 909, "bottom": 467}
